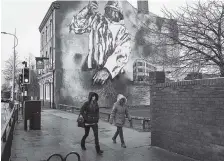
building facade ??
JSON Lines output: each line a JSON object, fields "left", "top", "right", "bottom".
{"left": 38, "top": 0, "right": 178, "bottom": 108}
{"left": 38, "top": 2, "right": 59, "bottom": 108}
{"left": 133, "top": 59, "right": 157, "bottom": 83}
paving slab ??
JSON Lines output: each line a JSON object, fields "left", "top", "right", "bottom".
{"left": 10, "top": 109, "right": 197, "bottom": 161}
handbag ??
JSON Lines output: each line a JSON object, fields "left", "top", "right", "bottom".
{"left": 77, "top": 114, "right": 85, "bottom": 128}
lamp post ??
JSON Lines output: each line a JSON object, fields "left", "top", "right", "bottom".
{"left": 1, "top": 30, "right": 18, "bottom": 104}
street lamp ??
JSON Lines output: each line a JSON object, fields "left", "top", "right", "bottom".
{"left": 1, "top": 31, "right": 18, "bottom": 104}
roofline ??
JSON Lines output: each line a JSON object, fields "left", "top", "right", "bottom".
{"left": 38, "top": 1, "right": 60, "bottom": 32}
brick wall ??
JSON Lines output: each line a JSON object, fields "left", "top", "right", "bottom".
{"left": 150, "top": 77, "right": 224, "bottom": 161}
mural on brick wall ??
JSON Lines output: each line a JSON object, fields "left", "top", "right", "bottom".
{"left": 57, "top": 0, "right": 164, "bottom": 107}
{"left": 69, "top": 1, "right": 131, "bottom": 85}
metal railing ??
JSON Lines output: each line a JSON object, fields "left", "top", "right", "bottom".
{"left": 58, "top": 104, "right": 151, "bottom": 130}
{"left": 1, "top": 103, "right": 20, "bottom": 161}
{"left": 47, "top": 152, "right": 80, "bottom": 161}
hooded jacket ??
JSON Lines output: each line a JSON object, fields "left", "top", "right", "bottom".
{"left": 110, "top": 94, "right": 131, "bottom": 127}
{"left": 80, "top": 92, "right": 100, "bottom": 124}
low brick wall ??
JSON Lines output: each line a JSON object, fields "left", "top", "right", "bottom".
{"left": 150, "top": 77, "right": 224, "bottom": 161}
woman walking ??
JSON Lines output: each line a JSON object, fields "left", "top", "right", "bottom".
{"left": 109, "top": 94, "right": 131, "bottom": 148}
{"left": 80, "top": 92, "right": 103, "bottom": 155}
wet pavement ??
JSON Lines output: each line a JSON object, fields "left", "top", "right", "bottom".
{"left": 10, "top": 109, "right": 197, "bottom": 161}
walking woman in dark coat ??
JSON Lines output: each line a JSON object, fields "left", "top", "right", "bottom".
{"left": 80, "top": 92, "right": 103, "bottom": 155}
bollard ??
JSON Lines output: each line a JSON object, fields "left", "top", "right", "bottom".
{"left": 17, "top": 106, "right": 19, "bottom": 122}
{"left": 142, "top": 120, "right": 145, "bottom": 130}
{"left": 130, "top": 119, "right": 133, "bottom": 128}
{"left": 107, "top": 114, "right": 110, "bottom": 122}
{"left": 27, "top": 119, "right": 30, "bottom": 131}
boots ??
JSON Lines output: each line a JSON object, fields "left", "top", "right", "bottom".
{"left": 121, "top": 143, "right": 126, "bottom": 148}
{"left": 96, "top": 146, "right": 103, "bottom": 155}
{"left": 112, "top": 137, "right": 116, "bottom": 144}
{"left": 81, "top": 140, "right": 86, "bottom": 150}
{"left": 81, "top": 144, "right": 86, "bottom": 150}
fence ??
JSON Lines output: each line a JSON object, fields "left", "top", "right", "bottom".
{"left": 1, "top": 103, "right": 20, "bottom": 161}
{"left": 58, "top": 104, "right": 150, "bottom": 130}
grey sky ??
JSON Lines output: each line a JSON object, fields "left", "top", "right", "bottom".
{"left": 1, "top": 0, "right": 203, "bottom": 84}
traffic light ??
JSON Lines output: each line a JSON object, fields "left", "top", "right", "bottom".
{"left": 23, "top": 67, "right": 30, "bottom": 84}
{"left": 19, "top": 74, "right": 23, "bottom": 85}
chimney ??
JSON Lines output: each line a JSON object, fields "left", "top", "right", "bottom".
{"left": 137, "top": 0, "right": 149, "bottom": 14}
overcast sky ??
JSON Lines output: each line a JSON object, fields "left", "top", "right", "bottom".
{"left": 1, "top": 0, "right": 204, "bottom": 84}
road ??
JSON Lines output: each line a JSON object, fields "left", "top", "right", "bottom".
{"left": 1, "top": 102, "right": 11, "bottom": 129}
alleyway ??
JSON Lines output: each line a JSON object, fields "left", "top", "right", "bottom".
{"left": 10, "top": 109, "right": 196, "bottom": 161}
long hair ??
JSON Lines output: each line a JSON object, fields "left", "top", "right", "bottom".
{"left": 88, "top": 92, "right": 99, "bottom": 102}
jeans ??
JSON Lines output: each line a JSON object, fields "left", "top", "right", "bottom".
{"left": 112, "top": 126, "right": 124, "bottom": 144}
{"left": 81, "top": 124, "right": 100, "bottom": 151}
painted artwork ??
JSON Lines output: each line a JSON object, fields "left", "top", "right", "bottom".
{"left": 69, "top": 1, "right": 131, "bottom": 85}
{"left": 55, "top": 0, "right": 174, "bottom": 107}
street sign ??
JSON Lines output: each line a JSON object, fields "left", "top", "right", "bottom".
{"left": 35, "top": 57, "right": 44, "bottom": 69}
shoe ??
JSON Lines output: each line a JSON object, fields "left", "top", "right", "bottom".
{"left": 97, "top": 150, "right": 104, "bottom": 155}
{"left": 81, "top": 143, "right": 86, "bottom": 150}
{"left": 112, "top": 138, "right": 116, "bottom": 143}
{"left": 96, "top": 146, "right": 103, "bottom": 155}
{"left": 81, "top": 145, "right": 86, "bottom": 150}
{"left": 121, "top": 143, "right": 126, "bottom": 148}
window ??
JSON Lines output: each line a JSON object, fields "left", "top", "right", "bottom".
{"left": 137, "top": 62, "right": 143, "bottom": 66}
{"left": 46, "top": 26, "right": 48, "bottom": 42}
{"left": 138, "top": 68, "right": 143, "bottom": 72}
{"left": 49, "top": 47, "right": 52, "bottom": 60}
{"left": 50, "top": 19, "right": 53, "bottom": 38}
{"left": 49, "top": 47, "right": 52, "bottom": 68}
{"left": 40, "top": 34, "right": 42, "bottom": 49}
{"left": 42, "top": 32, "right": 44, "bottom": 48}
{"left": 138, "top": 76, "right": 144, "bottom": 81}
{"left": 45, "top": 51, "right": 48, "bottom": 70}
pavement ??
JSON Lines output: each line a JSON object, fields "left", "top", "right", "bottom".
{"left": 10, "top": 109, "right": 197, "bottom": 161}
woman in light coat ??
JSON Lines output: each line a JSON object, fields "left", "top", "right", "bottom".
{"left": 109, "top": 94, "right": 131, "bottom": 148}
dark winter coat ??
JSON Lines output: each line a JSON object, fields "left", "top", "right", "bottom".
{"left": 80, "top": 92, "right": 100, "bottom": 124}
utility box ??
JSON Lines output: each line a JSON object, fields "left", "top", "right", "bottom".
{"left": 24, "top": 100, "right": 41, "bottom": 130}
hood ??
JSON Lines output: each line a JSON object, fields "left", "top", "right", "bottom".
{"left": 88, "top": 92, "right": 99, "bottom": 102}
{"left": 116, "top": 94, "right": 127, "bottom": 103}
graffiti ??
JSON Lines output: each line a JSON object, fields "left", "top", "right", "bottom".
{"left": 69, "top": 1, "right": 131, "bottom": 85}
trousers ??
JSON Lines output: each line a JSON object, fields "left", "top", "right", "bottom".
{"left": 81, "top": 124, "right": 100, "bottom": 151}
{"left": 112, "top": 126, "right": 124, "bottom": 144}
